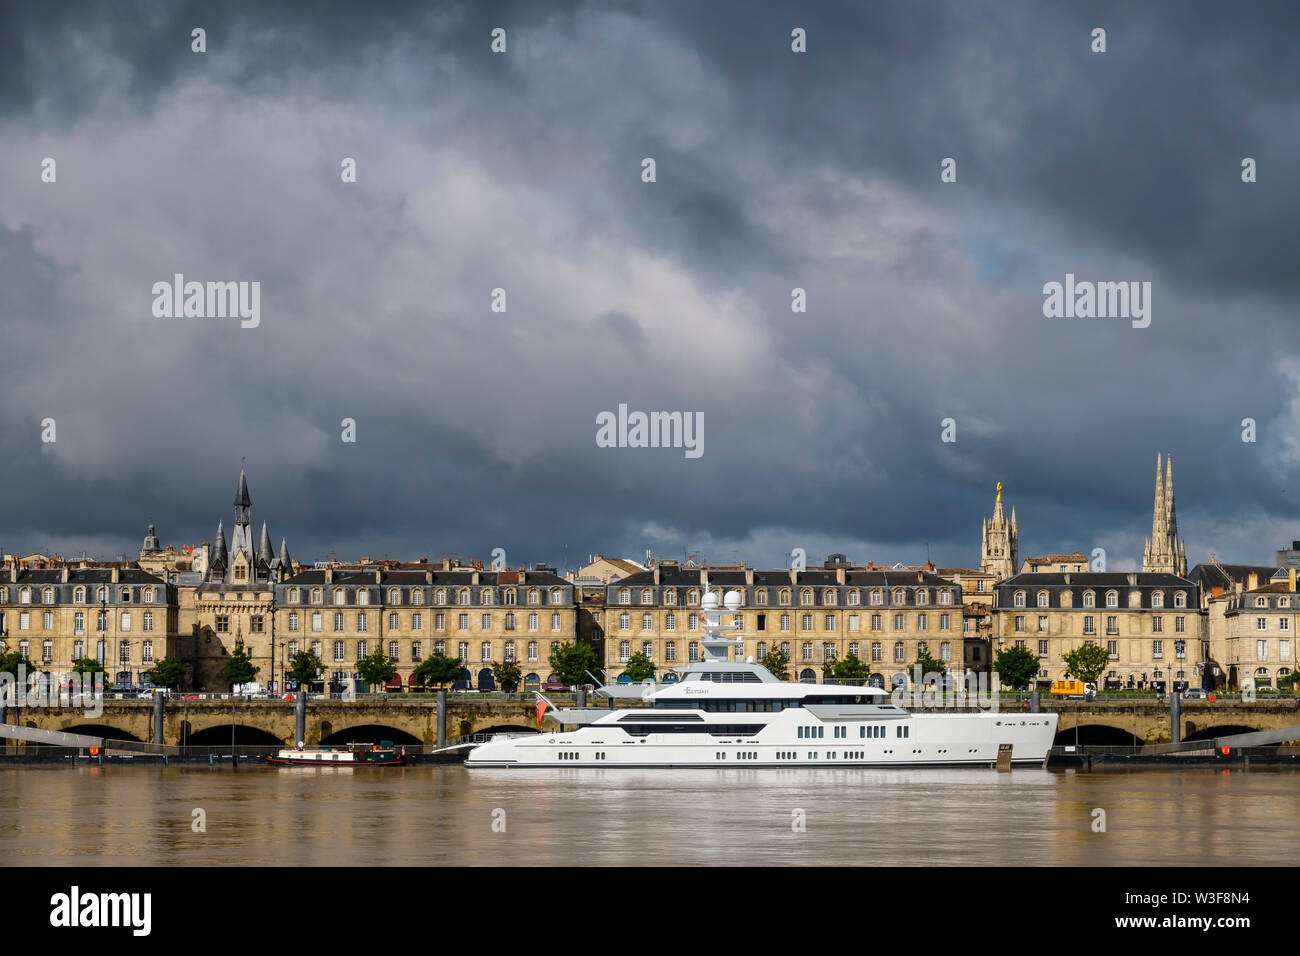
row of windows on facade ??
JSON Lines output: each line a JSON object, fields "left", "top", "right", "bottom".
{"left": 1012, "top": 614, "right": 1189, "bottom": 635}
{"left": 612, "top": 611, "right": 958, "bottom": 632}
{"left": 614, "top": 639, "right": 956, "bottom": 664}
{"left": 14, "top": 639, "right": 156, "bottom": 664}
{"left": 615, "top": 586, "right": 957, "bottom": 607}
{"left": 0, "top": 610, "right": 156, "bottom": 634}
{"left": 279, "top": 639, "right": 569, "bottom": 664}
{"left": 282, "top": 586, "right": 568, "bottom": 607}
{"left": 1010, "top": 589, "right": 1189, "bottom": 609}
{"left": 246, "top": 611, "right": 569, "bottom": 634}
{"left": 1011, "top": 637, "right": 1196, "bottom": 660}
{"left": 0, "top": 586, "right": 160, "bottom": 605}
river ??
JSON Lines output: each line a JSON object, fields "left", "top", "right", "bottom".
{"left": 0, "top": 764, "right": 1292, "bottom": 866}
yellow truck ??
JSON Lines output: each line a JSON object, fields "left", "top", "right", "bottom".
{"left": 1050, "top": 680, "right": 1095, "bottom": 699}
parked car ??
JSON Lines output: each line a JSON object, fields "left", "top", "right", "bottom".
{"left": 541, "top": 680, "right": 570, "bottom": 692}
{"left": 1182, "top": 688, "right": 1207, "bottom": 699}
{"left": 108, "top": 682, "right": 138, "bottom": 695}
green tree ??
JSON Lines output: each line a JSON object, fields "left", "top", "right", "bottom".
{"left": 994, "top": 645, "right": 1040, "bottom": 690}
{"left": 222, "top": 642, "right": 260, "bottom": 688}
{"left": 491, "top": 659, "right": 523, "bottom": 692}
{"left": 356, "top": 647, "right": 397, "bottom": 690}
{"left": 72, "top": 657, "right": 103, "bottom": 675}
{"left": 759, "top": 646, "right": 790, "bottom": 681}
{"left": 1062, "top": 642, "right": 1109, "bottom": 688}
{"left": 412, "top": 651, "right": 464, "bottom": 689}
{"left": 621, "top": 651, "right": 656, "bottom": 683}
{"left": 285, "top": 649, "right": 323, "bottom": 688}
{"left": 147, "top": 656, "right": 189, "bottom": 689}
{"left": 549, "top": 641, "right": 599, "bottom": 688}
{"left": 0, "top": 649, "right": 28, "bottom": 680}
{"left": 824, "top": 652, "right": 872, "bottom": 685}
{"left": 913, "top": 650, "right": 946, "bottom": 679}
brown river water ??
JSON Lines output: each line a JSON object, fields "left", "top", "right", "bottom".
{"left": 0, "top": 764, "right": 1294, "bottom": 866}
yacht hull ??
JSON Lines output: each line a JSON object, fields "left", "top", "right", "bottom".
{"left": 466, "top": 712, "right": 1058, "bottom": 768}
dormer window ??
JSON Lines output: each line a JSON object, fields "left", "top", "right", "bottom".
{"left": 688, "top": 589, "right": 700, "bottom": 606}
{"left": 333, "top": 588, "right": 346, "bottom": 605}
{"left": 289, "top": 588, "right": 301, "bottom": 604}
{"left": 641, "top": 589, "right": 654, "bottom": 605}
{"left": 847, "top": 589, "right": 860, "bottom": 606}
{"left": 917, "top": 589, "right": 928, "bottom": 605}
{"left": 870, "top": 589, "right": 882, "bottom": 605}
{"left": 756, "top": 589, "right": 767, "bottom": 606}
{"left": 801, "top": 589, "right": 813, "bottom": 606}
{"left": 550, "top": 587, "right": 563, "bottom": 605}
{"left": 412, "top": 590, "right": 425, "bottom": 605}
{"left": 434, "top": 589, "right": 445, "bottom": 605}
{"left": 1014, "top": 591, "right": 1026, "bottom": 608}
{"left": 1037, "top": 591, "right": 1049, "bottom": 608}
{"left": 311, "top": 588, "right": 322, "bottom": 604}
{"left": 779, "top": 589, "right": 791, "bottom": 606}
{"left": 1106, "top": 591, "right": 1118, "bottom": 608}
{"left": 1257, "top": 596, "right": 1268, "bottom": 608}
{"left": 1152, "top": 591, "right": 1164, "bottom": 608}
{"left": 939, "top": 590, "right": 951, "bottom": 605}
{"left": 43, "top": 587, "right": 55, "bottom": 605}
{"left": 74, "top": 587, "right": 86, "bottom": 604}
{"left": 389, "top": 588, "right": 402, "bottom": 605}
{"left": 120, "top": 588, "right": 131, "bottom": 603}
{"left": 357, "top": 589, "right": 370, "bottom": 606}
{"left": 619, "top": 588, "right": 631, "bottom": 605}
{"left": 504, "top": 589, "right": 517, "bottom": 606}
{"left": 665, "top": 589, "right": 677, "bottom": 606}
{"left": 823, "top": 589, "right": 836, "bottom": 606}
{"left": 893, "top": 589, "right": 906, "bottom": 604}
{"left": 19, "top": 588, "right": 30, "bottom": 605}
{"left": 1174, "top": 592, "right": 1186, "bottom": 608}
{"left": 527, "top": 588, "right": 539, "bottom": 605}
{"left": 481, "top": 588, "right": 494, "bottom": 605}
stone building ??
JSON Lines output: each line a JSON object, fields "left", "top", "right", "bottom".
{"left": 175, "top": 468, "right": 295, "bottom": 690}
{"left": 980, "top": 483, "right": 1018, "bottom": 581}
{"left": 1186, "top": 560, "right": 1281, "bottom": 690}
{"left": 0, "top": 560, "right": 178, "bottom": 690}
{"left": 275, "top": 562, "right": 576, "bottom": 692}
{"left": 603, "top": 556, "right": 968, "bottom": 688}
{"left": 992, "top": 571, "right": 1200, "bottom": 690}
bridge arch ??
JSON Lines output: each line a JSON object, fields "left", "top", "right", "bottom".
{"left": 185, "top": 724, "right": 283, "bottom": 745}
{"left": 1182, "top": 724, "right": 1260, "bottom": 742}
{"left": 319, "top": 724, "right": 421, "bottom": 745}
{"left": 1054, "top": 724, "right": 1141, "bottom": 746}
{"left": 58, "top": 724, "right": 142, "bottom": 742}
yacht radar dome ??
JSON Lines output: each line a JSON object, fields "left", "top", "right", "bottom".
{"left": 724, "top": 590, "right": 743, "bottom": 611}
{"left": 702, "top": 591, "right": 721, "bottom": 611}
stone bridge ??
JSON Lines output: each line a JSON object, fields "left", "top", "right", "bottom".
{"left": 5, "top": 697, "right": 1300, "bottom": 748}
{"left": 2, "top": 697, "right": 554, "bottom": 747}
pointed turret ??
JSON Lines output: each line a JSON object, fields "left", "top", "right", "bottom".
{"left": 278, "top": 538, "right": 292, "bottom": 573}
{"left": 210, "top": 521, "right": 228, "bottom": 579}
{"left": 257, "top": 521, "right": 274, "bottom": 567}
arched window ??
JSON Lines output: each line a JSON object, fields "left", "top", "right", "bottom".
{"left": 870, "top": 589, "right": 883, "bottom": 605}
{"left": 1014, "top": 591, "right": 1026, "bottom": 608}
{"left": 389, "top": 588, "right": 402, "bottom": 605}
{"left": 893, "top": 589, "right": 906, "bottom": 604}
{"left": 1174, "top": 591, "right": 1186, "bottom": 608}
{"left": 1106, "top": 591, "right": 1118, "bottom": 608}
{"left": 688, "top": 590, "right": 700, "bottom": 606}
{"left": 800, "top": 589, "right": 813, "bottom": 606}
{"left": 434, "top": 588, "right": 445, "bottom": 605}
{"left": 1083, "top": 591, "right": 1095, "bottom": 608}
{"left": 19, "top": 588, "right": 30, "bottom": 604}
{"left": 823, "top": 589, "right": 836, "bottom": 606}
{"left": 917, "top": 590, "right": 928, "bottom": 605}
{"left": 756, "top": 589, "right": 768, "bottom": 606}
{"left": 665, "top": 589, "right": 677, "bottom": 605}
{"left": 551, "top": 587, "right": 563, "bottom": 605}
{"left": 42, "top": 587, "right": 55, "bottom": 605}
{"left": 74, "top": 587, "right": 86, "bottom": 604}
{"left": 528, "top": 588, "right": 540, "bottom": 605}
{"left": 939, "top": 590, "right": 951, "bottom": 605}
{"left": 1152, "top": 591, "right": 1164, "bottom": 609}
{"left": 504, "top": 589, "right": 517, "bottom": 605}
{"left": 619, "top": 588, "right": 631, "bottom": 605}
{"left": 143, "top": 587, "right": 154, "bottom": 603}
{"left": 311, "top": 588, "right": 322, "bottom": 604}
{"left": 1037, "top": 591, "right": 1049, "bottom": 608}
{"left": 847, "top": 589, "right": 860, "bottom": 606}
{"left": 779, "top": 589, "right": 791, "bottom": 606}
{"left": 458, "top": 588, "right": 470, "bottom": 605}
{"left": 641, "top": 588, "right": 653, "bottom": 604}
{"left": 481, "top": 588, "right": 494, "bottom": 605}
{"left": 412, "top": 590, "right": 424, "bottom": 606}
{"left": 333, "top": 588, "right": 346, "bottom": 605}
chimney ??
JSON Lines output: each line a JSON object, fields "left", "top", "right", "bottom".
{"left": 653, "top": 565, "right": 661, "bottom": 586}
{"left": 745, "top": 567, "right": 754, "bottom": 587}
{"left": 1248, "top": 572, "right": 1259, "bottom": 591}
{"left": 61, "top": 567, "right": 69, "bottom": 583}
{"left": 375, "top": 568, "right": 382, "bottom": 584}
{"left": 325, "top": 567, "right": 333, "bottom": 584}
{"left": 1126, "top": 573, "right": 1137, "bottom": 586}
{"left": 789, "top": 567, "right": 798, "bottom": 586}
{"left": 1290, "top": 568, "right": 1297, "bottom": 592}
{"left": 1063, "top": 573, "right": 1070, "bottom": 586}
{"left": 111, "top": 566, "right": 120, "bottom": 583}
{"left": 425, "top": 571, "right": 433, "bottom": 584}
{"left": 472, "top": 569, "right": 480, "bottom": 586}
{"left": 836, "top": 566, "right": 845, "bottom": 586}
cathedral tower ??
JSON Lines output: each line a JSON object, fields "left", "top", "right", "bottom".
{"left": 980, "top": 481, "right": 1018, "bottom": 581}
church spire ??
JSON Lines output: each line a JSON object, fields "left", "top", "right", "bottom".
{"left": 980, "top": 481, "right": 1018, "bottom": 581}
{"left": 1143, "top": 452, "right": 1185, "bottom": 575}
{"left": 257, "top": 521, "right": 274, "bottom": 567}
{"left": 234, "top": 467, "right": 251, "bottom": 529}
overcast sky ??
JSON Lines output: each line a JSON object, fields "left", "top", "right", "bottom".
{"left": 1, "top": 0, "right": 1298, "bottom": 574}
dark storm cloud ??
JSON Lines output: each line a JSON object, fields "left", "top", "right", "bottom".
{"left": 0, "top": 0, "right": 1297, "bottom": 574}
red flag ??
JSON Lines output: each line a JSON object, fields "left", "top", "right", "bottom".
{"left": 536, "top": 697, "right": 549, "bottom": 729}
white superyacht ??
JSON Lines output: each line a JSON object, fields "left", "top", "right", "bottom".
{"left": 466, "top": 587, "right": 1057, "bottom": 768}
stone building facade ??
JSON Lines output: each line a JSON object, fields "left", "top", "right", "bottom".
{"left": 0, "top": 562, "right": 178, "bottom": 690}
{"left": 603, "top": 557, "right": 968, "bottom": 687}
{"left": 993, "top": 571, "right": 1200, "bottom": 689}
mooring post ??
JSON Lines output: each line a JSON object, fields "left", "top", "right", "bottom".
{"left": 295, "top": 691, "right": 306, "bottom": 747}
{"left": 1030, "top": 691, "right": 1041, "bottom": 713}
{"left": 153, "top": 692, "right": 165, "bottom": 748}
{"left": 436, "top": 688, "right": 447, "bottom": 749}
{"left": 576, "top": 686, "right": 587, "bottom": 709}
{"left": 1170, "top": 691, "right": 1181, "bottom": 745}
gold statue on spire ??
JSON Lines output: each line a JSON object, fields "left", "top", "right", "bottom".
{"left": 996, "top": 481, "right": 1002, "bottom": 504}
